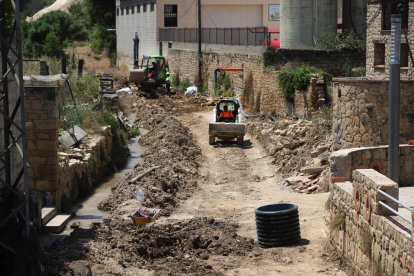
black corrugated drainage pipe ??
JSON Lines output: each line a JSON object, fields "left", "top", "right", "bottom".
{"left": 255, "top": 204, "right": 301, "bottom": 248}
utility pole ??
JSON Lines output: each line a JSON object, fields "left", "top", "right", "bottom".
{"left": 388, "top": 14, "right": 401, "bottom": 184}
{"left": 197, "top": 0, "right": 202, "bottom": 90}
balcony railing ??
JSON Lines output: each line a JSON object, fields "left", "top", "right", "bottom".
{"left": 159, "top": 27, "right": 268, "bottom": 47}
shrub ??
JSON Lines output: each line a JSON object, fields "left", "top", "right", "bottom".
{"left": 129, "top": 125, "right": 140, "bottom": 137}
{"left": 328, "top": 213, "right": 345, "bottom": 231}
{"left": 241, "top": 71, "right": 254, "bottom": 111}
{"left": 180, "top": 78, "right": 191, "bottom": 90}
{"left": 277, "top": 65, "right": 331, "bottom": 105}
{"left": 277, "top": 66, "right": 296, "bottom": 104}
{"left": 173, "top": 70, "right": 180, "bottom": 87}
{"left": 318, "top": 30, "right": 364, "bottom": 52}
{"left": 68, "top": 72, "right": 100, "bottom": 103}
{"left": 214, "top": 73, "right": 234, "bottom": 97}
{"left": 293, "top": 65, "right": 313, "bottom": 92}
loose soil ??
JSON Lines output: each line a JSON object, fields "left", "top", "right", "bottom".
{"left": 43, "top": 92, "right": 348, "bottom": 275}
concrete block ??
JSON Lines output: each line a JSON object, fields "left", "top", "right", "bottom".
{"left": 41, "top": 207, "right": 57, "bottom": 225}
{"left": 45, "top": 213, "right": 73, "bottom": 233}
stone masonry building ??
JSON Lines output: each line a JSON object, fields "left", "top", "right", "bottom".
{"left": 366, "top": 0, "right": 414, "bottom": 77}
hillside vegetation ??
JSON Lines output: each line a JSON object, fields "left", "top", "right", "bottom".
{"left": 23, "top": 0, "right": 115, "bottom": 60}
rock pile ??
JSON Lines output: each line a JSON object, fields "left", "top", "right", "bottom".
{"left": 248, "top": 117, "right": 332, "bottom": 193}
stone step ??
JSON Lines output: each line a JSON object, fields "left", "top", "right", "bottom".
{"left": 45, "top": 214, "right": 73, "bottom": 233}
{"left": 41, "top": 207, "right": 57, "bottom": 226}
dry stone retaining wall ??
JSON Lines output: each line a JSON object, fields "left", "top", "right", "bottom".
{"left": 329, "top": 169, "right": 414, "bottom": 275}
{"left": 58, "top": 127, "right": 113, "bottom": 209}
{"left": 168, "top": 49, "right": 341, "bottom": 117}
{"left": 332, "top": 78, "right": 414, "bottom": 150}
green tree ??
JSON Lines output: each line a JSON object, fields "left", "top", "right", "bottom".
{"left": 85, "top": 0, "right": 115, "bottom": 27}
{"left": 85, "top": 0, "right": 116, "bottom": 59}
{"left": 43, "top": 32, "right": 64, "bottom": 57}
{"left": 23, "top": 11, "right": 87, "bottom": 57}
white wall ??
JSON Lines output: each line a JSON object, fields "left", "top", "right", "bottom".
{"left": 116, "top": 1, "right": 159, "bottom": 68}
{"left": 202, "top": 5, "right": 262, "bottom": 28}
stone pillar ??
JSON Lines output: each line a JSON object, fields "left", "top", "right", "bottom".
{"left": 24, "top": 75, "right": 66, "bottom": 207}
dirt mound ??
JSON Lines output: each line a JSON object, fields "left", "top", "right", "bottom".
{"left": 45, "top": 218, "right": 255, "bottom": 275}
{"left": 99, "top": 97, "right": 202, "bottom": 216}
{"left": 154, "top": 90, "right": 214, "bottom": 115}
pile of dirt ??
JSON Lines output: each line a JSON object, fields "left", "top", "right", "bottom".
{"left": 248, "top": 117, "right": 332, "bottom": 192}
{"left": 98, "top": 96, "right": 202, "bottom": 216}
{"left": 154, "top": 90, "right": 214, "bottom": 115}
{"left": 44, "top": 218, "right": 255, "bottom": 275}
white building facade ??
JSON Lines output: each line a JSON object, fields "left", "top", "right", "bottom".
{"left": 116, "top": 0, "right": 159, "bottom": 68}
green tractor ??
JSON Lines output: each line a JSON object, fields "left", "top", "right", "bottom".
{"left": 129, "top": 55, "right": 169, "bottom": 96}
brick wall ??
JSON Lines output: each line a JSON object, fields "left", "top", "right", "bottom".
{"left": 329, "top": 169, "right": 414, "bottom": 275}
{"left": 332, "top": 77, "right": 414, "bottom": 150}
{"left": 24, "top": 76, "right": 63, "bottom": 205}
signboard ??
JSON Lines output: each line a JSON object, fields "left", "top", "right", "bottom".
{"left": 269, "top": 4, "right": 280, "bottom": 21}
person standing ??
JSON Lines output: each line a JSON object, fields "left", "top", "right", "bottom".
{"left": 165, "top": 71, "right": 171, "bottom": 96}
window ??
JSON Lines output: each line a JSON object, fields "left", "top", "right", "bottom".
{"left": 401, "top": 43, "right": 409, "bottom": 67}
{"left": 164, "top": 4, "right": 178, "bottom": 27}
{"left": 374, "top": 43, "right": 386, "bottom": 67}
{"left": 117, "top": 8, "right": 119, "bottom": 16}
{"left": 151, "top": 3, "right": 155, "bottom": 12}
{"left": 126, "top": 6, "right": 129, "bottom": 15}
{"left": 131, "top": 6, "right": 135, "bottom": 14}
{"left": 382, "top": 0, "right": 408, "bottom": 30}
{"left": 121, "top": 7, "right": 124, "bottom": 16}
{"left": 137, "top": 4, "right": 140, "bottom": 13}
{"left": 143, "top": 4, "right": 147, "bottom": 12}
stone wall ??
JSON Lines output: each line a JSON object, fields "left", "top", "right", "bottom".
{"left": 25, "top": 76, "right": 65, "bottom": 206}
{"left": 264, "top": 49, "right": 365, "bottom": 77}
{"left": 329, "top": 169, "right": 413, "bottom": 275}
{"left": 331, "top": 145, "right": 414, "bottom": 187}
{"left": 58, "top": 127, "right": 113, "bottom": 209}
{"left": 366, "top": 2, "right": 414, "bottom": 77}
{"left": 168, "top": 49, "right": 283, "bottom": 115}
{"left": 168, "top": 49, "right": 334, "bottom": 117}
{"left": 332, "top": 77, "right": 414, "bottom": 150}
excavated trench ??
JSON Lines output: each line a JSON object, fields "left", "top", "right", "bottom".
{"left": 62, "top": 137, "right": 145, "bottom": 232}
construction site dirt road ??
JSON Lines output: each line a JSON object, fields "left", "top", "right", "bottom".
{"left": 44, "top": 93, "right": 348, "bottom": 275}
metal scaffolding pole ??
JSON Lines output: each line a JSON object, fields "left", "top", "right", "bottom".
{"left": 0, "top": 0, "right": 33, "bottom": 274}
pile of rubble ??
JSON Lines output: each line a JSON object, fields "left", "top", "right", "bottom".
{"left": 45, "top": 218, "right": 256, "bottom": 275}
{"left": 98, "top": 96, "right": 202, "bottom": 216}
{"left": 248, "top": 117, "right": 332, "bottom": 193}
